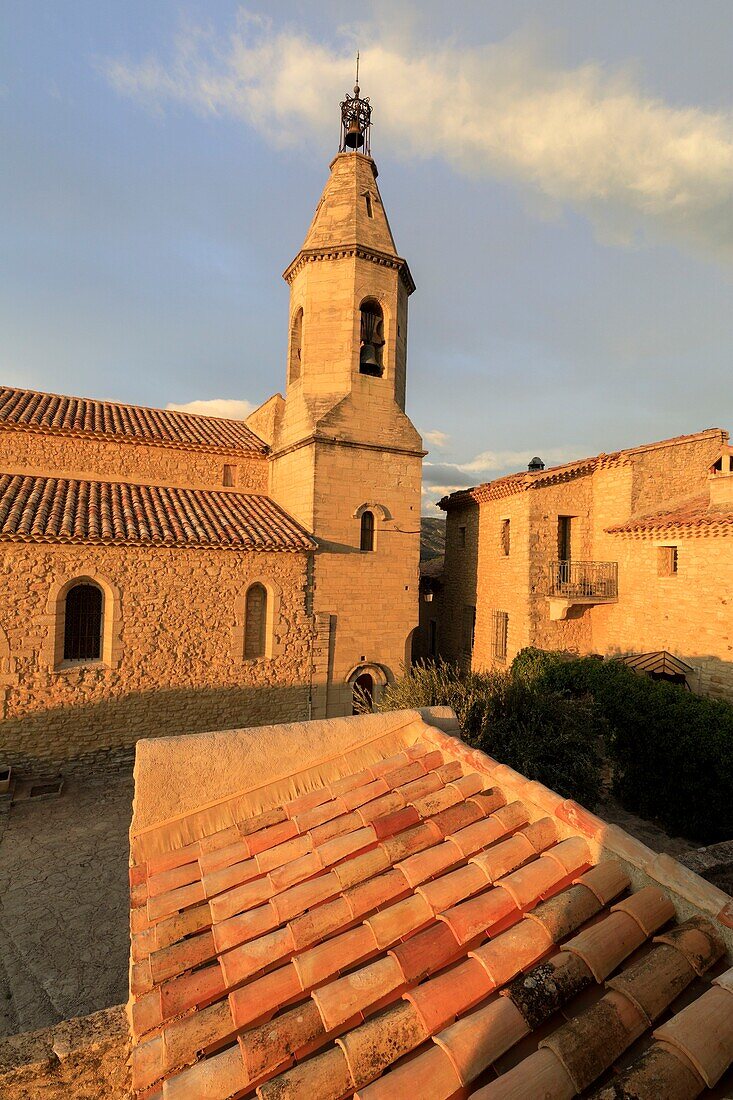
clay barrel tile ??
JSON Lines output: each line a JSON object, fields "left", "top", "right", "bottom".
{"left": 502, "top": 951, "right": 594, "bottom": 1030}
{"left": 390, "top": 920, "right": 463, "bottom": 987}
{"left": 652, "top": 915, "right": 726, "bottom": 976}
{"left": 293, "top": 924, "right": 378, "bottom": 989}
{"left": 611, "top": 884, "right": 676, "bottom": 937}
{"left": 332, "top": 847, "right": 392, "bottom": 891}
{"left": 336, "top": 1000, "right": 428, "bottom": 1089}
{"left": 354, "top": 1043, "right": 461, "bottom": 1100}
{"left": 562, "top": 910, "right": 647, "bottom": 982}
{"left": 417, "top": 863, "right": 489, "bottom": 912}
{"left": 161, "top": 1044, "right": 246, "bottom": 1100}
{"left": 468, "top": 1045, "right": 576, "bottom": 1099}
{"left": 605, "top": 943, "right": 697, "bottom": 1025}
{"left": 434, "top": 997, "right": 529, "bottom": 1085}
{"left": 257, "top": 1044, "right": 353, "bottom": 1100}
{"left": 228, "top": 963, "right": 302, "bottom": 1031}
{"left": 237, "top": 998, "right": 326, "bottom": 1081}
{"left": 524, "top": 882, "right": 601, "bottom": 943}
{"left": 396, "top": 839, "right": 460, "bottom": 887}
{"left": 439, "top": 884, "right": 518, "bottom": 945}
{"left": 587, "top": 1040, "right": 705, "bottom": 1100}
{"left": 311, "top": 955, "right": 405, "bottom": 1031}
{"left": 575, "top": 860, "right": 630, "bottom": 906}
{"left": 538, "top": 989, "right": 647, "bottom": 1093}
{"left": 468, "top": 833, "right": 537, "bottom": 883}
{"left": 652, "top": 984, "right": 733, "bottom": 1088}
{"left": 470, "top": 918, "right": 552, "bottom": 990}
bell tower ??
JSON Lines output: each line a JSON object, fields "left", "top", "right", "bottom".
{"left": 267, "top": 72, "right": 424, "bottom": 717}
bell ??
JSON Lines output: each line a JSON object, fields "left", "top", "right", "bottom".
{"left": 359, "top": 343, "right": 381, "bottom": 375}
{"left": 344, "top": 117, "right": 364, "bottom": 149}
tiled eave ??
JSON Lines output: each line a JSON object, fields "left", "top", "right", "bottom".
{"left": 0, "top": 386, "right": 268, "bottom": 456}
{"left": 283, "top": 245, "right": 416, "bottom": 294}
{"left": 607, "top": 499, "right": 733, "bottom": 539}
{"left": 439, "top": 455, "right": 626, "bottom": 512}
{"left": 0, "top": 473, "right": 316, "bottom": 552}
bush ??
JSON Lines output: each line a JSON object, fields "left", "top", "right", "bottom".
{"left": 512, "top": 648, "right": 733, "bottom": 844}
{"left": 376, "top": 660, "right": 605, "bottom": 808}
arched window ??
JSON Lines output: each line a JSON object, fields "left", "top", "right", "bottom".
{"left": 289, "top": 308, "right": 303, "bottom": 383}
{"left": 360, "top": 510, "right": 375, "bottom": 552}
{"left": 63, "top": 583, "right": 103, "bottom": 662}
{"left": 359, "top": 300, "right": 384, "bottom": 377}
{"left": 244, "top": 583, "right": 267, "bottom": 659}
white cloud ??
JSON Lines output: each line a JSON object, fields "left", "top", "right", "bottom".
{"left": 166, "top": 398, "right": 255, "bottom": 419}
{"left": 459, "top": 446, "right": 582, "bottom": 473}
{"left": 423, "top": 429, "right": 450, "bottom": 449}
{"left": 100, "top": 12, "right": 733, "bottom": 258}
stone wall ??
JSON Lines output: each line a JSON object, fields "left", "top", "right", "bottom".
{"left": 0, "top": 541, "right": 314, "bottom": 773}
{"left": 592, "top": 532, "right": 733, "bottom": 701}
{"left": 0, "top": 1005, "right": 130, "bottom": 1100}
{"left": 439, "top": 503, "right": 479, "bottom": 666}
{"left": 0, "top": 426, "right": 268, "bottom": 492}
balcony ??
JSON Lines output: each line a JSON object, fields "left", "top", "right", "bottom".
{"left": 547, "top": 560, "right": 618, "bottom": 620}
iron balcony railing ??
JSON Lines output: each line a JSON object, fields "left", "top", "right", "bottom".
{"left": 548, "top": 560, "right": 618, "bottom": 600}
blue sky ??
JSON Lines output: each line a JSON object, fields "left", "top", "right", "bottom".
{"left": 2, "top": 1, "right": 732, "bottom": 511}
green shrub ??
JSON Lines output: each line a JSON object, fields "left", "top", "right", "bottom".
{"left": 376, "top": 660, "right": 605, "bottom": 808}
{"left": 512, "top": 648, "right": 733, "bottom": 844}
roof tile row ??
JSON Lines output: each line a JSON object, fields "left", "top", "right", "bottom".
{"left": 128, "top": 723, "right": 733, "bottom": 1100}
{"left": 0, "top": 473, "right": 315, "bottom": 551}
{"left": 0, "top": 385, "right": 266, "bottom": 453}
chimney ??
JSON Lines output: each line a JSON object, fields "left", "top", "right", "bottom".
{"left": 528, "top": 456, "right": 545, "bottom": 472}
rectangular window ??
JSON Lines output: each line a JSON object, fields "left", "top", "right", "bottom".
{"left": 491, "top": 610, "right": 508, "bottom": 662}
{"left": 223, "top": 464, "right": 235, "bottom": 487}
{"left": 365, "top": 193, "right": 373, "bottom": 218}
{"left": 458, "top": 526, "right": 467, "bottom": 548}
{"left": 658, "top": 546, "right": 678, "bottom": 576}
{"left": 462, "top": 605, "right": 476, "bottom": 655}
{"left": 558, "top": 516, "right": 573, "bottom": 561}
{"left": 500, "top": 519, "right": 511, "bottom": 556}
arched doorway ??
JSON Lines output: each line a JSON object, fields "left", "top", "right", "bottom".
{"left": 346, "top": 663, "right": 390, "bottom": 715}
{"left": 352, "top": 672, "right": 374, "bottom": 714}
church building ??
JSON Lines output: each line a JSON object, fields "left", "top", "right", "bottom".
{"left": 0, "top": 84, "right": 423, "bottom": 775}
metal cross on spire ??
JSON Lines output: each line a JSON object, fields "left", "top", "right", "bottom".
{"left": 339, "top": 52, "right": 372, "bottom": 155}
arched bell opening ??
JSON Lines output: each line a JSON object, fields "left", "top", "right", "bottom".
{"left": 359, "top": 299, "right": 384, "bottom": 377}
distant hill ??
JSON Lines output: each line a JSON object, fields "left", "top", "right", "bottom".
{"left": 420, "top": 516, "right": 446, "bottom": 561}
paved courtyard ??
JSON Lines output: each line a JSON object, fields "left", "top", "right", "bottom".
{"left": 0, "top": 774, "right": 133, "bottom": 1038}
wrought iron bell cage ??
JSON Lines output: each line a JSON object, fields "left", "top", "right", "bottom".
{"left": 339, "top": 86, "right": 372, "bottom": 155}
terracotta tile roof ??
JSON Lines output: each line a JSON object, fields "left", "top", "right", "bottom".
{"left": 606, "top": 495, "right": 733, "bottom": 537}
{"left": 0, "top": 474, "right": 315, "bottom": 552}
{"left": 0, "top": 385, "right": 267, "bottom": 455}
{"left": 440, "top": 429, "right": 728, "bottom": 512}
{"left": 128, "top": 719, "right": 733, "bottom": 1099}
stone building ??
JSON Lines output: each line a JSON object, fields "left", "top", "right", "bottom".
{"left": 436, "top": 429, "right": 733, "bottom": 701}
{"left": 0, "top": 85, "right": 423, "bottom": 774}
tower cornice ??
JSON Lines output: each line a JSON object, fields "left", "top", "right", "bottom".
{"left": 282, "top": 245, "right": 416, "bottom": 294}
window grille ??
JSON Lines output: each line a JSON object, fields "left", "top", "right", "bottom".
{"left": 491, "top": 610, "right": 508, "bottom": 662}
{"left": 63, "top": 584, "right": 103, "bottom": 662}
{"left": 244, "top": 583, "right": 267, "bottom": 658}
